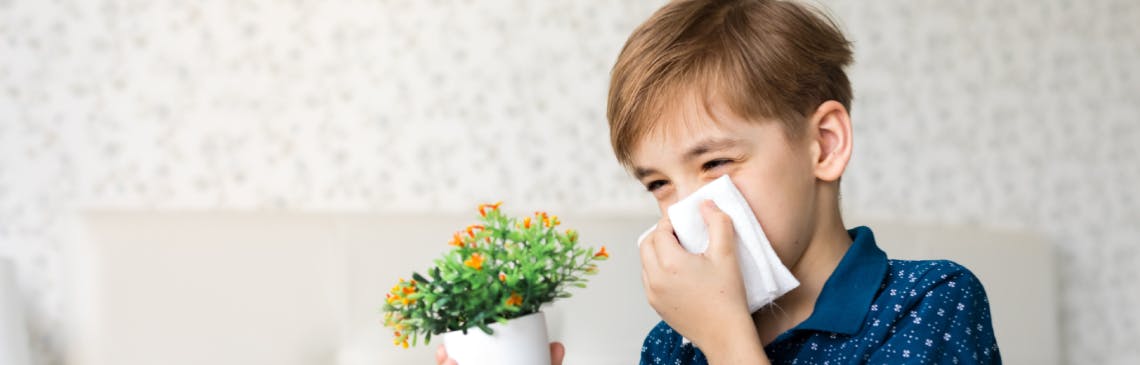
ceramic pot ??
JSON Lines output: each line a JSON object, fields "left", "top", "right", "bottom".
{"left": 441, "top": 312, "right": 550, "bottom": 365}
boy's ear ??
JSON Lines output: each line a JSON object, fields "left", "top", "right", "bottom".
{"left": 808, "top": 100, "right": 853, "bottom": 182}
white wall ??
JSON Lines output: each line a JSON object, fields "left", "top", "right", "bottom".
{"left": 1, "top": 0, "right": 1137, "bottom": 364}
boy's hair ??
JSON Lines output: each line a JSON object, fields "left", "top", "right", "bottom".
{"left": 607, "top": 0, "right": 853, "bottom": 167}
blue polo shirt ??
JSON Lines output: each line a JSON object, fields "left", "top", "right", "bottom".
{"left": 640, "top": 226, "right": 1001, "bottom": 364}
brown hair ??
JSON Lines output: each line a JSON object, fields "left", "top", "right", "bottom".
{"left": 607, "top": 0, "right": 854, "bottom": 167}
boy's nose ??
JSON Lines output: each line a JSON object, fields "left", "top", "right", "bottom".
{"left": 674, "top": 176, "right": 718, "bottom": 204}
{"left": 674, "top": 182, "right": 699, "bottom": 202}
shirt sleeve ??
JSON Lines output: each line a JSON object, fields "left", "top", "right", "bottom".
{"left": 868, "top": 262, "right": 1002, "bottom": 364}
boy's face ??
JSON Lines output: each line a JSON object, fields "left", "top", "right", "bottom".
{"left": 629, "top": 95, "right": 818, "bottom": 268}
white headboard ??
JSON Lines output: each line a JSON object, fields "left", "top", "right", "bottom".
{"left": 71, "top": 211, "right": 1058, "bottom": 365}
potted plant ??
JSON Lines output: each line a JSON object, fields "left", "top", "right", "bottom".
{"left": 382, "top": 202, "right": 609, "bottom": 365}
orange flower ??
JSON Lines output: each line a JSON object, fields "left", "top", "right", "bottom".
{"left": 549, "top": 215, "right": 560, "bottom": 227}
{"left": 505, "top": 292, "right": 523, "bottom": 307}
{"left": 478, "top": 201, "right": 503, "bottom": 217}
{"left": 594, "top": 246, "right": 609, "bottom": 259}
{"left": 449, "top": 232, "right": 464, "bottom": 247}
{"left": 522, "top": 217, "right": 532, "bottom": 229}
{"left": 464, "top": 253, "right": 485, "bottom": 271}
{"left": 400, "top": 285, "right": 417, "bottom": 305}
{"left": 499, "top": 272, "right": 507, "bottom": 282}
{"left": 466, "top": 224, "right": 485, "bottom": 238}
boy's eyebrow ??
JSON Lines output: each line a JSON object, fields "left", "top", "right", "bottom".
{"left": 682, "top": 137, "right": 745, "bottom": 162}
{"left": 633, "top": 167, "right": 658, "bottom": 180}
{"left": 632, "top": 137, "right": 745, "bottom": 179}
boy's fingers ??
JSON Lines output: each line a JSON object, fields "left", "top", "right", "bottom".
{"left": 436, "top": 344, "right": 446, "bottom": 363}
{"left": 638, "top": 232, "right": 661, "bottom": 274}
{"left": 657, "top": 213, "right": 673, "bottom": 231}
{"left": 551, "top": 342, "right": 566, "bottom": 365}
{"left": 699, "top": 200, "right": 736, "bottom": 258}
{"left": 650, "top": 222, "right": 687, "bottom": 268}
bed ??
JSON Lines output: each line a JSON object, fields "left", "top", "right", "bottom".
{"left": 71, "top": 211, "right": 1059, "bottom": 364}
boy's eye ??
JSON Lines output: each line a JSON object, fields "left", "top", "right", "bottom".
{"left": 701, "top": 159, "right": 732, "bottom": 171}
{"left": 645, "top": 180, "right": 667, "bottom": 192}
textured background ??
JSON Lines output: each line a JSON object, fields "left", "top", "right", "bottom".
{"left": 1, "top": 0, "right": 1138, "bottom": 364}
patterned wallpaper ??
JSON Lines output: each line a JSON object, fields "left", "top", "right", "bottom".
{"left": 1, "top": 0, "right": 1138, "bottom": 364}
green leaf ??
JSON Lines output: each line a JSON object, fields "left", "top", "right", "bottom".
{"left": 476, "top": 322, "right": 494, "bottom": 335}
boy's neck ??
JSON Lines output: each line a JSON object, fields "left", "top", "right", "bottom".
{"left": 753, "top": 186, "right": 853, "bottom": 343}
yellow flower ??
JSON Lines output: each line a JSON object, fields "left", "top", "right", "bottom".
{"left": 393, "top": 331, "right": 408, "bottom": 348}
{"left": 449, "top": 232, "right": 464, "bottom": 247}
{"left": 505, "top": 292, "right": 523, "bottom": 307}
{"left": 395, "top": 281, "right": 417, "bottom": 305}
{"left": 464, "top": 253, "right": 485, "bottom": 271}
{"left": 522, "top": 217, "right": 532, "bottom": 229}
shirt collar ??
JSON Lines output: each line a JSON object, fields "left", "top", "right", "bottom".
{"left": 793, "top": 226, "right": 888, "bottom": 335}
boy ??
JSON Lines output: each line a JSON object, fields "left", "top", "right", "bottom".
{"left": 616, "top": 0, "right": 1000, "bottom": 363}
{"left": 439, "top": 0, "right": 1000, "bottom": 364}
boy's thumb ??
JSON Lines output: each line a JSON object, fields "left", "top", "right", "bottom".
{"left": 699, "top": 200, "right": 736, "bottom": 258}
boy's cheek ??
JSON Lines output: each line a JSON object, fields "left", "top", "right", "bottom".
{"left": 733, "top": 174, "right": 814, "bottom": 255}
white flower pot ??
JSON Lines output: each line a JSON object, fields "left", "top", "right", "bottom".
{"left": 441, "top": 311, "right": 550, "bottom": 365}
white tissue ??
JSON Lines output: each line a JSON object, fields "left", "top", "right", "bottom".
{"left": 637, "top": 175, "right": 800, "bottom": 314}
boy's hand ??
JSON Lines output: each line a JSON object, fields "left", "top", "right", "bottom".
{"left": 639, "top": 200, "right": 768, "bottom": 364}
{"left": 435, "top": 342, "right": 565, "bottom": 365}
